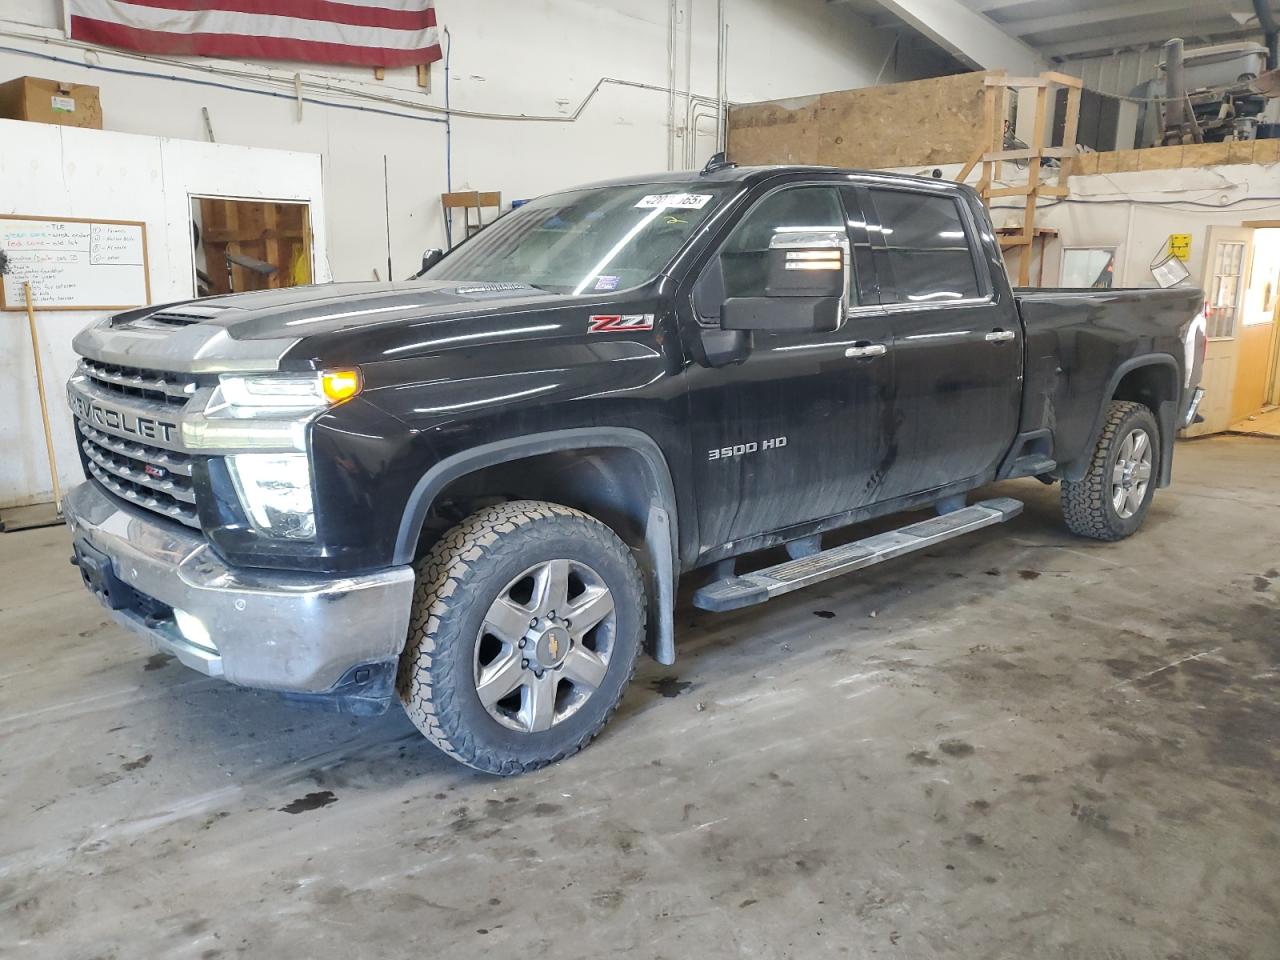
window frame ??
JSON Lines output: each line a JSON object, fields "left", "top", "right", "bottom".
{"left": 1205, "top": 239, "right": 1247, "bottom": 341}
{"left": 691, "top": 179, "right": 873, "bottom": 328}
{"left": 1060, "top": 246, "right": 1118, "bottom": 290}
{"left": 854, "top": 182, "right": 994, "bottom": 312}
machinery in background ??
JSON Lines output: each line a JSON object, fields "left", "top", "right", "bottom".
{"left": 1160, "top": 38, "right": 1280, "bottom": 145}
{"left": 1134, "top": 23, "right": 1280, "bottom": 148}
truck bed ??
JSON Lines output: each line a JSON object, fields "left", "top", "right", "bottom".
{"left": 1013, "top": 286, "right": 1203, "bottom": 482}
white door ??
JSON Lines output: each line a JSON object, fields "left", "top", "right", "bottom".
{"left": 1185, "top": 226, "right": 1253, "bottom": 436}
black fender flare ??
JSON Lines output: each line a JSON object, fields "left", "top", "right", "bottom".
{"left": 1066, "top": 354, "right": 1180, "bottom": 486}
{"left": 393, "top": 428, "right": 680, "bottom": 665}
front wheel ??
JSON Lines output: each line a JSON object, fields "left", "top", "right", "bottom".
{"left": 398, "top": 500, "right": 645, "bottom": 775}
{"left": 1061, "top": 400, "right": 1159, "bottom": 541}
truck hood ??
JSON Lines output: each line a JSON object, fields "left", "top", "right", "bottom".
{"left": 111, "top": 280, "right": 567, "bottom": 341}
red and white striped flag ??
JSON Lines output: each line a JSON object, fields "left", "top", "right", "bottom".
{"left": 67, "top": 0, "right": 442, "bottom": 68}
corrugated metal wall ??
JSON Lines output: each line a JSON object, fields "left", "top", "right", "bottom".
{"left": 1059, "top": 49, "right": 1165, "bottom": 98}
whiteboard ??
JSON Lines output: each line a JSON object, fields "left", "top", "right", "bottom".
{"left": 0, "top": 216, "right": 151, "bottom": 311}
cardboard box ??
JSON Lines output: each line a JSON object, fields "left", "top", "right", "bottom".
{"left": 0, "top": 76, "right": 102, "bottom": 129}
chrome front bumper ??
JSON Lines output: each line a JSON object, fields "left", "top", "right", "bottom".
{"left": 63, "top": 481, "right": 416, "bottom": 694}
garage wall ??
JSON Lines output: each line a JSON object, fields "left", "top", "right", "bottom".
{"left": 0, "top": 120, "right": 327, "bottom": 508}
{"left": 0, "top": 0, "right": 941, "bottom": 286}
{"left": 993, "top": 164, "right": 1280, "bottom": 290}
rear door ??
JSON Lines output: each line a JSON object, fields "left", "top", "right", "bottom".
{"left": 859, "top": 183, "right": 1022, "bottom": 494}
{"left": 683, "top": 181, "right": 895, "bottom": 556}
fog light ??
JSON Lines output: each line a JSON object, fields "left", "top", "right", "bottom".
{"left": 174, "top": 608, "right": 216, "bottom": 652}
{"left": 226, "top": 452, "right": 316, "bottom": 540}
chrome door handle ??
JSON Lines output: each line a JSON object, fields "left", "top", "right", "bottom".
{"left": 985, "top": 330, "right": 1016, "bottom": 342}
{"left": 845, "top": 343, "right": 888, "bottom": 358}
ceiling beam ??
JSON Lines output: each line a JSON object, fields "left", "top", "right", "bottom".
{"left": 961, "top": 0, "right": 1043, "bottom": 12}
{"left": 872, "top": 0, "right": 1047, "bottom": 73}
{"left": 1044, "top": 20, "right": 1256, "bottom": 58}
{"left": 1007, "top": 0, "right": 1208, "bottom": 38}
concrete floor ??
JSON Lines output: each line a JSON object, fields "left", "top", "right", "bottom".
{"left": 2, "top": 435, "right": 1277, "bottom": 959}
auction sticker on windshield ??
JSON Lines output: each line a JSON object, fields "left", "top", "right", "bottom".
{"left": 635, "top": 193, "right": 713, "bottom": 209}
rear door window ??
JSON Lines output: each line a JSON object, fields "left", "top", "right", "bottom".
{"left": 866, "top": 189, "right": 983, "bottom": 304}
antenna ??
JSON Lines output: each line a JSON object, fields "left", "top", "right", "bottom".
{"left": 700, "top": 152, "right": 736, "bottom": 175}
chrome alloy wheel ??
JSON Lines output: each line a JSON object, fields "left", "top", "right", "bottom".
{"left": 473, "top": 558, "right": 617, "bottom": 733}
{"left": 1111, "top": 427, "right": 1153, "bottom": 519}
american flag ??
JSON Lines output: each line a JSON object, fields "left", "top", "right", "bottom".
{"left": 67, "top": 0, "right": 442, "bottom": 68}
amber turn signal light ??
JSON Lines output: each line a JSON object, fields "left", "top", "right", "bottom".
{"left": 321, "top": 368, "right": 363, "bottom": 403}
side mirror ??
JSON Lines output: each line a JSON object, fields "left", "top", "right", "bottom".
{"left": 719, "top": 230, "right": 848, "bottom": 333}
{"left": 722, "top": 296, "right": 841, "bottom": 332}
{"left": 409, "top": 248, "right": 444, "bottom": 279}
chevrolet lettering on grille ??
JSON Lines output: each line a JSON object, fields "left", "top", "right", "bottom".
{"left": 69, "top": 392, "right": 180, "bottom": 444}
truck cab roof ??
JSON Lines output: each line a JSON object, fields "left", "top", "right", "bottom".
{"left": 563, "top": 164, "right": 961, "bottom": 194}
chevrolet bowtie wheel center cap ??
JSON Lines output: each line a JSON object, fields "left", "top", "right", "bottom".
{"left": 531, "top": 619, "right": 572, "bottom": 670}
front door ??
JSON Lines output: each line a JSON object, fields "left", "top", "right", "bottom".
{"left": 857, "top": 184, "right": 1022, "bottom": 494}
{"left": 1186, "top": 226, "right": 1253, "bottom": 436}
{"left": 683, "top": 182, "right": 895, "bottom": 557}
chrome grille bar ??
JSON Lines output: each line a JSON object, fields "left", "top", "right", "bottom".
{"left": 79, "top": 436, "right": 197, "bottom": 504}
{"left": 79, "top": 359, "right": 197, "bottom": 406}
{"left": 85, "top": 460, "right": 200, "bottom": 527}
{"left": 78, "top": 423, "right": 193, "bottom": 477}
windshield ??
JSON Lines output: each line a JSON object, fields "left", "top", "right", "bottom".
{"left": 424, "top": 182, "right": 733, "bottom": 294}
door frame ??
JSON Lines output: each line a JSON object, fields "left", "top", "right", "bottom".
{"left": 1186, "top": 225, "right": 1253, "bottom": 435}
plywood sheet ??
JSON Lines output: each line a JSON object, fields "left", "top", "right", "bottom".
{"left": 727, "top": 72, "right": 996, "bottom": 170}
{"left": 1179, "top": 142, "right": 1233, "bottom": 167}
{"left": 1253, "top": 138, "right": 1280, "bottom": 164}
{"left": 726, "top": 95, "right": 822, "bottom": 166}
{"left": 1137, "top": 145, "right": 1186, "bottom": 170}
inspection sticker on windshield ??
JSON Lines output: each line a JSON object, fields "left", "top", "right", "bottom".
{"left": 594, "top": 275, "right": 620, "bottom": 291}
{"left": 635, "top": 193, "right": 712, "bottom": 210}
{"left": 588, "top": 313, "right": 654, "bottom": 333}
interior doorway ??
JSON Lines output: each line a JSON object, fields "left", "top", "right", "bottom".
{"left": 190, "top": 196, "right": 313, "bottom": 297}
{"left": 1233, "top": 226, "right": 1280, "bottom": 425}
{"left": 1187, "top": 225, "right": 1252, "bottom": 436}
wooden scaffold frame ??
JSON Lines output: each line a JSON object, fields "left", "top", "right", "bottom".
{"left": 957, "top": 71, "right": 1083, "bottom": 287}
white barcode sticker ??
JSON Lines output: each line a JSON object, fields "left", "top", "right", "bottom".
{"left": 50, "top": 96, "right": 76, "bottom": 113}
{"left": 635, "top": 193, "right": 712, "bottom": 210}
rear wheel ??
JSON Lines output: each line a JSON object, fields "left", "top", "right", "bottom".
{"left": 1061, "top": 400, "right": 1159, "bottom": 541}
{"left": 398, "top": 500, "right": 644, "bottom": 775}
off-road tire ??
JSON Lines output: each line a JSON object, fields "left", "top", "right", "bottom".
{"left": 1061, "top": 400, "right": 1159, "bottom": 541}
{"left": 398, "top": 500, "right": 645, "bottom": 775}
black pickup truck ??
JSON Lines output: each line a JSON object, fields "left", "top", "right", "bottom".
{"left": 63, "top": 162, "right": 1207, "bottom": 774}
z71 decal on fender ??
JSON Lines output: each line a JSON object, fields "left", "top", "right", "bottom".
{"left": 588, "top": 314, "right": 655, "bottom": 333}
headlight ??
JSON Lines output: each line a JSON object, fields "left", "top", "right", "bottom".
{"left": 183, "top": 369, "right": 362, "bottom": 451}
{"left": 213, "top": 369, "right": 363, "bottom": 418}
{"left": 227, "top": 453, "right": 316, "bottom": 540}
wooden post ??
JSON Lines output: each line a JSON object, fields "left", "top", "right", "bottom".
{"left": 1019, "top": 84, "right": 1049, "bottom": 287}
{"left": 22, "top": 283, "right": 62, "bottom": 514}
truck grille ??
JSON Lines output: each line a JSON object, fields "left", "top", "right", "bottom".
{"left": 76, "top": 421, "right": 201, "bottom": 528}
{"left": 79, "top": 359, "right": 198, "bottom": 408}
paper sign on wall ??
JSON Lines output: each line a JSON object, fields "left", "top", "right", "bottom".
{"left": 1169, "top": 233, "right": 1192, "bottom": 261}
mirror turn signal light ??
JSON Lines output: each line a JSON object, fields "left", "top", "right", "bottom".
{"left": 321, "top": 368, "right": 363, "bottom": 403}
